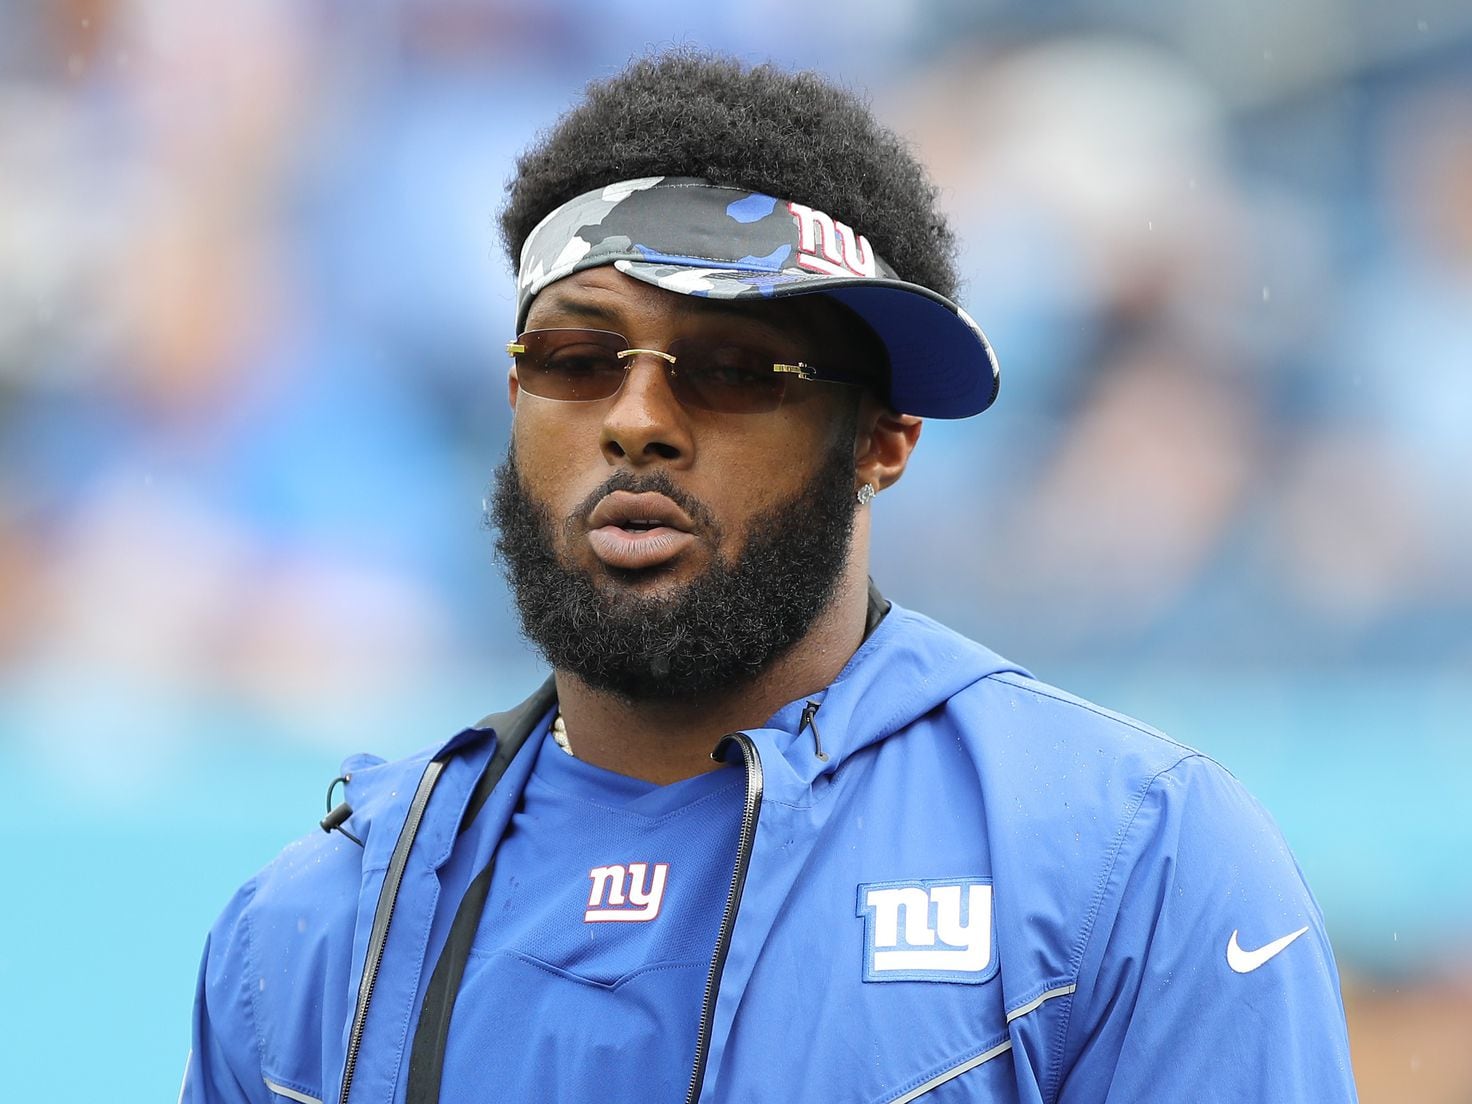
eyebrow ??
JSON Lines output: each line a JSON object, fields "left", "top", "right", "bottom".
{"left": 529, "top": 288, "right": 806, "bottom": 348}
{"left": 528, "top": 292, "right": 622, "bottom": 326}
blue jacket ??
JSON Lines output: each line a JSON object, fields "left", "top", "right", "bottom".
{"left": 186, "top": 602, "right": 1357, "bottom": 1103}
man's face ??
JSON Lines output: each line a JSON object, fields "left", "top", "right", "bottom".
{"left": 491, "top": 266, "right": 871, "bottom": 699}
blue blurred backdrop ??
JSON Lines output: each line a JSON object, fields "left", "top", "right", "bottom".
{"left": 1, "top": 1, "right": 1469, "bottom": 1099}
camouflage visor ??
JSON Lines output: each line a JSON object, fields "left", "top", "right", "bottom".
{"left": 515, "top": 177, "right": 999, "bottom": 418}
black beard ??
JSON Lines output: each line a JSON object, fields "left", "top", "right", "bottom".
{"left": 489, "top": 438, "right": 858, "bottom": 701}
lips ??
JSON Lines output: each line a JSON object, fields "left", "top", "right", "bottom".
{"left": 585, "top": 490, "right": 698, "bottom": 570}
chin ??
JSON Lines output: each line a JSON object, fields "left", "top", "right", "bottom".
{"left": 592, "top": 560, "right": 705, "bottom": 603}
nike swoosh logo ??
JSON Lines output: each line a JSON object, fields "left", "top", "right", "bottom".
{"left": 1226, "top": 926, "right": 1309, "bottom": 973}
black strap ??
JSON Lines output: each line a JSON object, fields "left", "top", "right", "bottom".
{"left": 456, "top": 679, "right": 558, "bottom": 836}
{"left": 864, "top": 578, "right": 890, "bottom": 639}
{"left": 404, "top": 854, "right": 498, "bottom": 1099}
{"left": 405, "top": 680, "right": 555, "bottom": 1104}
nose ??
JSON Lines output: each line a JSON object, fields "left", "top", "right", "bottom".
{"left": 599, "top": 352, "right": 694, "bottom": 467}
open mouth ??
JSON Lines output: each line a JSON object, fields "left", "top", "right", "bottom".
{"left": 588, "top": 491, "right": 694, "bottom": 534}
{"left": 586, "top": 491, "right": 698, "bottom": 570}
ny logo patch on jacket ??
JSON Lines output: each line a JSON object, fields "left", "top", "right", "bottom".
{"left": 857, "top": 878, "right": 998, "bottom": 983}
{"left": 585, "top": 862, "right": 669, "bottom": 922}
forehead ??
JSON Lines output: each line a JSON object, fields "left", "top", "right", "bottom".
{"left": 524, "top": 266, "right": 860, "bottom": 348}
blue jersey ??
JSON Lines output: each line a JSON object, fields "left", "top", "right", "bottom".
{"left": 185, "top": 600, "right": 1358, "bottom": 1103}
{"left": 450, "top": 728, "right": 743, "bottom": 1100}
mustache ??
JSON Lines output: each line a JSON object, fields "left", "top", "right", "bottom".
{"left": 567, "top": 468, "right": 720, "bottom": 540}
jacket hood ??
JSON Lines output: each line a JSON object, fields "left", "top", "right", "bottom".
{"left": 745, "top": 600, "right": 1029, "bottom": 800}
{"left": 373, "top": 600, "right": 1024, "bottom": 825}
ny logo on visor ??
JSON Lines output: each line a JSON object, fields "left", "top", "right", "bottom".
{"left": 788, "top": 202, "right": 877, "bottom": 278}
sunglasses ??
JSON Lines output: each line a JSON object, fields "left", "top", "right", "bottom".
{"left": 507, "top": 328, "right": 858, "bottom": 414}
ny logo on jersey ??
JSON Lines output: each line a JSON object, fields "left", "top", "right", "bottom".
{"left": 857, "top": 878, "right": 998, "bottom": 983}
{"left": 787, "top": 202, "right": 878, "bottom": 278}
{"left": 585, "top": 862, "right": 669, "bottom": 923}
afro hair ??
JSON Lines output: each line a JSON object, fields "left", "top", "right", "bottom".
{"left": 500, "top": 51, "right": 959, "bottom": 299}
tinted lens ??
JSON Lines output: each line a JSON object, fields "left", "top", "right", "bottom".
{"left": 665, "top": 338, "right": 789, "bottom": 414}
{"left": 513, "top": 329, "right": 627, "bottom": 401}
{"left": 509, "top": 329, "right": 825, "bottom": 413}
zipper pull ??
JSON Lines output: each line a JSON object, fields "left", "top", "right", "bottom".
{"left": 798, "top": 700, "right": 829, "bottom": 762}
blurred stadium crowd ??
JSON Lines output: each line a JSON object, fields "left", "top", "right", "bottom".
{"left": 0, "top": 2, "right": 1468, "bottom": 1099}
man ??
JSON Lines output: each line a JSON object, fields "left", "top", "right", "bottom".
{"left": 186, "top": 53, "right": 1358, "bottom": 1103}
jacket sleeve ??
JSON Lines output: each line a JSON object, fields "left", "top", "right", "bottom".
{"left": 1057, "top": 755, "right": 1358, "bottom": 1102}
{"left": 182, "top": 880, "right": 273, "bottom": 1104}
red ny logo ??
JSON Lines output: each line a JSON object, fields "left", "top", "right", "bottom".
{"left": 788, "top": 202, "right": 877, "bottom": 278}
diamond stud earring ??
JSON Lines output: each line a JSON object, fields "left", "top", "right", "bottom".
{"left": 856, "top": 483, "right": 877, "bottom": 506}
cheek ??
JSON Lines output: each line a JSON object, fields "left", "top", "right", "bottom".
{"left": 741, "top": 397, "right": 851, "bottom": 478}
{"left": 511, "top": 407, "right": 603, "bottom": 511}
{"left": 700, "top": 409, "right": 842, "bottom": 505}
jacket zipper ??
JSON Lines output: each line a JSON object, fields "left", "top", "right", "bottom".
{"left": 684, "top": 733, "right": 764, "bottom": 1104}
{"left": 338, "top": 757, "right": 446, "bottom": 1104}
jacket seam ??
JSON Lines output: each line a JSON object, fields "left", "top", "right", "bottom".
{"left": 533, "top": 769, "right": 743, "bottom": 825}
{"left": 870, "top": 1031, "right": 1012, "bottom": 1104}
{"left": 1004, "top": 980, "right": 1078, "bottom": 1023}
{"left": 759, "top": 753, "right": 853, "bottom": 811}
{"left": 479, "top": 948, "right": 708, "bottom": 990}
{"left": 245, "top": 888, "right": 327, "bottom": 1104}
{"left": 263, "top": 1074, "right": 323, "bottom": 1104}
{"left": 878, "top": 983, "right": 1076, "bottom": 1103}
{"left": 1049, "top": 754, "right": 1201, "bottom": 1103}
{"left": 988, "top": 672, "right": 1201, "bottom": 752}
{"left": 238, "top": 879, "right": 279, "bottom": 1103}
{"left": 769, "top": 665, "right": 1177, "bottom": 813}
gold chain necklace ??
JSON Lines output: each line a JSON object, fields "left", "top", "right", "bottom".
{"left": 551, "top": 711, "right": 573, "bottom": 756}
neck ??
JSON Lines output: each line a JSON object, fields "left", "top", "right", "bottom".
{"left": 552, "top": 555, "right": 872, "bottom": 785}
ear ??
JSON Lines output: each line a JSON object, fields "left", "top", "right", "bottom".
{"left": 508, "top": 364, "right": 520, "bottom": 411}
{"left": 853, "top": 397, "right": 922, "bottom": 492}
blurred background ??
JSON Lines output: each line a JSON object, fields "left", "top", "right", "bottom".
{"left": 0, "top": 0, "right": 1468, "bottom": 1099}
